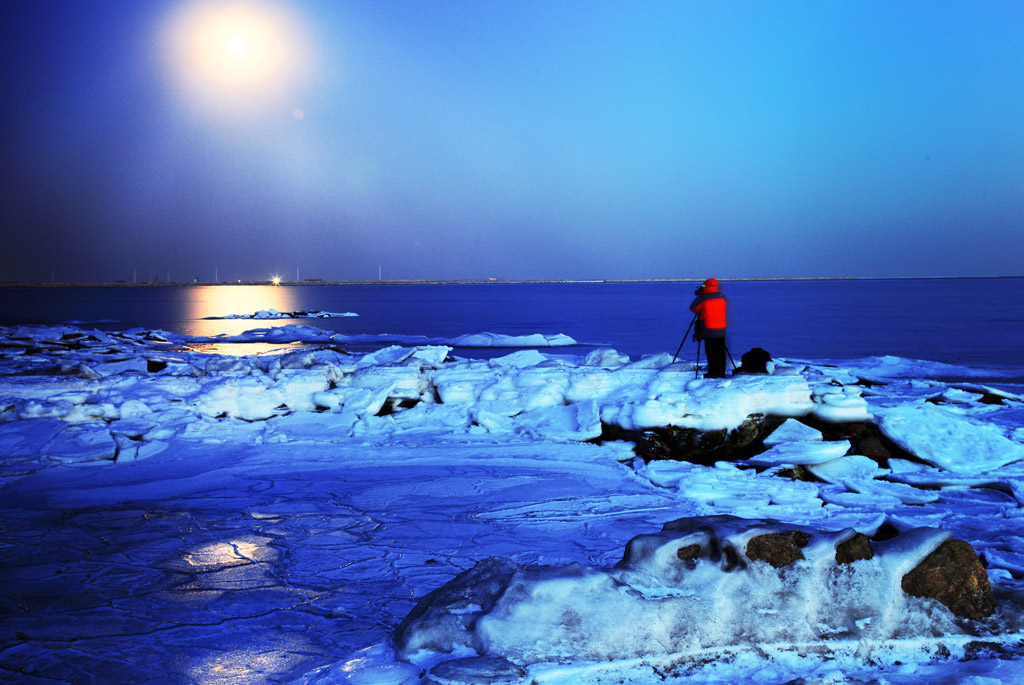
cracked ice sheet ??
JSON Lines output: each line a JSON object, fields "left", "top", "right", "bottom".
{"left": 0, "top": 437, "right": 680, "bottom": 683}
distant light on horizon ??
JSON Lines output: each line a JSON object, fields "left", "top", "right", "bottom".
{"left": 162, "top": 0, "right": 310, "bottom": 119}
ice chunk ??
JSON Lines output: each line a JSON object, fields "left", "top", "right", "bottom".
{"left": 351, "top": 364, "right": 429, "bottom": 400}
{"left": 267, "top": 412, "right": 357, "bottom": 442}
{"left": 204, "top": 356, "right": 253, "bottom": 377}
{"left": 564, "top": 368, "right": 622, "bottom": 403}
{"left": 311, "top": 384, "right": 394, "bottom": 417}
{"left": 192, "top": 377, "right": 282, "bottom": 421}
{"left": 356, "top": 345, "right": 416, "bottom": 368}
{"left": 876, "top": 403, "right": 1024, "bottom": 473}
{"left": 89, "top": 358, "right": 149, "bottom": 377}
{"left": 390, "top": 403, "right": 473, "bottom": 435}
{"left": 638, "top": 460, "right": 694, "bottom": 489}
{"left": 42, "top": 425, "right": 117, "bottom": 464}
{"left": 432, "top": 363, "right": 493, "bottom": 404}
{"left": 980, "top": 548, "right": 1024, "bottom": 576}
{"left": 118, "top": 399, "right": 153, "bottom": 419}
{"left": 810, "top": 386, "right": 872, "bottom": 422}
{"left": 764, "top": 418, "right": 823, "bottom": 445}
{"left": 747, "top": 440, "right": 852, "bottom": 467}
{"left": 116, "top": 439, "right": 169, "bottom": 462}
{"left": 514, "top": 400, "right": 602, "bottom": 442}
{"left": 819, "top": 485, "right": 903, "bottom": 510}
{"left": 583, "top": 348, "right": 629, "bottom": 368}
{"left": 488, "top": 349, "right": 549, "bottom": 368}
{"left": 845, "top": 479, "right": 940, "bottom": 505}
{"left": 886, "top": 458, "right": 1002, "bottom": 489}
{"left": 109, "top": 417, "right": 156, "bottom": 439}
{"left": 807, "top": 454, "right": 886, "bottom": 484}
{"left": 938, "top": 387, "right": 985, "bottom": 404}
{"left": 622, "top": 353, "right": 674, "bottom": 370}
{"left": 406, "top": 346, "right": 452, "bottom": 368}
{"left": 272, "top": 369, "right": 331, "bottom": 412}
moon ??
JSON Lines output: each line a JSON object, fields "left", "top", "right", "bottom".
{"left": 163, "top": 0, "right": 309, "bottom": 117}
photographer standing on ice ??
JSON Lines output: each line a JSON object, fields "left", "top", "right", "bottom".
{"left": 689, "top": 278, "right": 728, "bottom": 378}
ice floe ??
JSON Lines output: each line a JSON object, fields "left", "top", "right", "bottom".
{"left": 209, "top": 308, "right": 359, "bottom": 319}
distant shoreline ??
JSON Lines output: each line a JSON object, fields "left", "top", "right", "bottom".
{"left": 0, "top": 275, "right": 1020, "bottom": 288}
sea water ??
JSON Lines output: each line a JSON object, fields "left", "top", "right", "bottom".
{"left": 1, "top": 278, "right": 1022, "bottom": 381}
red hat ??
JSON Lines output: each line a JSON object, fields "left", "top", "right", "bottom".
{"left": 702, "top": 278, "right": 719, "bottom": 291}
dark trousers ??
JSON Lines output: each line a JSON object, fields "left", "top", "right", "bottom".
{"left": 703, "top": 337, "right": 727, "bottom": 378}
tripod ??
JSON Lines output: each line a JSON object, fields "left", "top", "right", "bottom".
{"left": 672, "top": 314, "right": 702, "bottom": 379}
{"left": 673, "top": 314, "right": 736, "bottom": 379}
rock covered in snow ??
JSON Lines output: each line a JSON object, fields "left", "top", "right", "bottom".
{"left": 392, "top": 516, "right": 995, "bottom": 669}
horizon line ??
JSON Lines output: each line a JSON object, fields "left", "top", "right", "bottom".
{"left": 2, "top": 275, "right": 1022, "bottom": 288}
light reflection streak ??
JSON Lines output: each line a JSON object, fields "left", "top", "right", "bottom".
{"left": 184, "top": 285, "right": 297, "bottom": 339}
{"left": 178, "top": 536, "right": 336, "bottom": 682}
{"left": 184, "top": 539, "right": 264, "bottom": 568}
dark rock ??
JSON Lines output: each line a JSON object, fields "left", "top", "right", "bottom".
{"left": 732, "top": 347, "right": 772, "bottom": 375}
{"left": 601, "top": 415, "right": 777, "bottom": 465}
{"left": 676, "top": 544, "right": 703, "bottom": 569}
{"left": 746, "top": 531, "right": 811, "bottom": 568}
{"left": 964, "top": 640, "right": 1024, "bottom": 660}
{"left": 850, "top": 436, "right": 892, "bottom": 461}
{"left": 146, "top": 359, "right": 168, "bottom": 373}
{"left": 835, "top": 533, "right": 874, "bottom": 564}
{"left": 602, "top": 413, "right": 920, "bottom": 469}
{"left": 774, "top": 465, "right": 816, "bottom": 482}
{"left": 722, "top": 544, "right": 746, "bottom": 571}
{"left": 796, "top": 416, "right": 916, "bottom": 465}
{"left": 631, "top": 429, "right": 675, "bottom": 462}
{"left": 871, "top": 522, "right": 902, "bottom": 542}
{"left": 901, "top": 539, "right": 996, "bottom": 619}
{"left": 377, "top": 398, "right": 420, "bottom": 416}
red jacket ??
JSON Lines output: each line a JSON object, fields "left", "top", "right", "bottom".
{"left": 689, "top": 281, "right": 727, "bottom": 338}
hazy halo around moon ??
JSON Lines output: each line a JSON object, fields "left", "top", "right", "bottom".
{"left": 161, "top": 0, "right": 311, "bottom": 120}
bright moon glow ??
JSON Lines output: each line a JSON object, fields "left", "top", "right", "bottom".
{"left": 226, "top": 34, "right": 247, "bottom": 56}
{"left": 163, "top": 0, "right": 309, "bottom": 117}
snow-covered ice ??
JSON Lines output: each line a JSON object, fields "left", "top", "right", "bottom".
{"left": 1, "top": 324, "right": 1024, "bottom": 683}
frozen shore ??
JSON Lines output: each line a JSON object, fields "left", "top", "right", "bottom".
{"left": 1, "top": 324, "right": 1023, "bottom": 683}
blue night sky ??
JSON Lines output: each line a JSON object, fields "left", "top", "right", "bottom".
{"left": 1, "top": 0, "right": 1022, "bottom": 283}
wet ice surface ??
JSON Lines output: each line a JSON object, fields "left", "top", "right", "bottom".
{"left": 2, "top": 440, "right": 675, "bottom": 683}
{"left": 1, "top": 324, "right": 1024, "bottom": 683}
